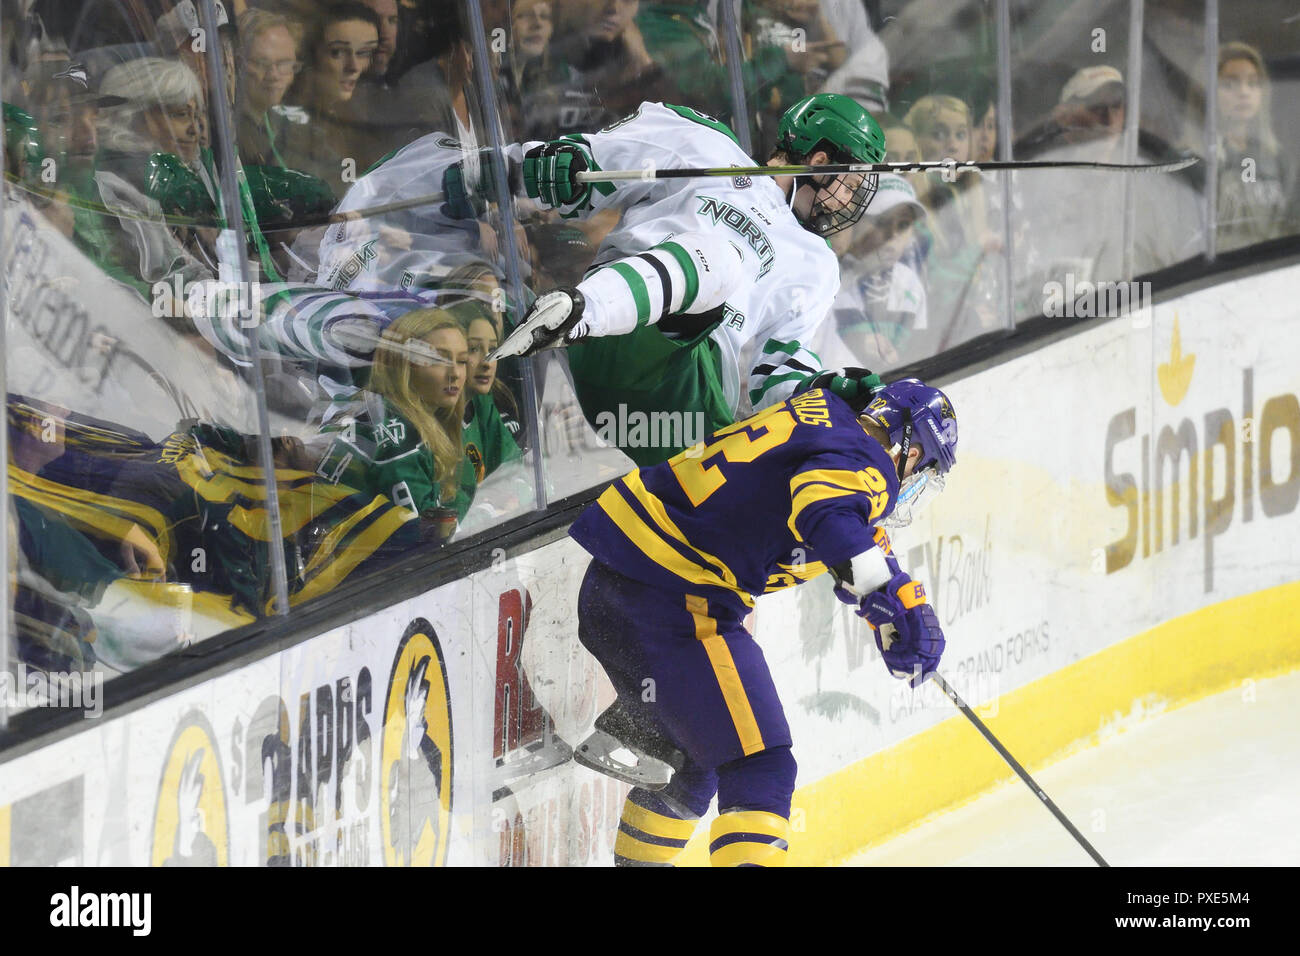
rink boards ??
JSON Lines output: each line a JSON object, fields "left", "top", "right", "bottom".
{"left": 2, "top": 261, "right": 1299, "bottom": 866}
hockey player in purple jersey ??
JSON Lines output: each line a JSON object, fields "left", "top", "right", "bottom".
{"left": 567, "top": 373, "right": 958, "bottom": 865}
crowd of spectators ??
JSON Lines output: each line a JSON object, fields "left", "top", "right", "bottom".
{"left": 2, "top": 0, "right": 1296, "bottom": 681}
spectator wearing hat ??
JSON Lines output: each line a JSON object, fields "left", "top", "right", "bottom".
{"left": 23, "top": 61, "right": 122, "bottom": 183}
{"left": 1015, "top": 64, "right": 1126, "bottom": 161}
{"left": 1183, "top": 41, "right": 1298, "bottom": 251}
{"left": 18, "top": 59, "right": 125, "bottom": 243}
{"left": 1054, "top": 64, "right": 1126, "bottom": 154}
{"left": 1013, "top": 64, "right": 1202, "bottom": 308}
{"left": 824, "top": 173, "right": 929, "bottom": 368}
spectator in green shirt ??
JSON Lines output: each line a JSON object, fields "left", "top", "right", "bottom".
{"left": 460, "top": 307, "right": 523, "bottom": 466}
{"left": 315, "top": 307, "right": 470, "bottom": 539}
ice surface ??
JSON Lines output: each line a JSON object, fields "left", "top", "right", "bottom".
{"left": 844, "top": 669, "right": 1300, "bottom": 866}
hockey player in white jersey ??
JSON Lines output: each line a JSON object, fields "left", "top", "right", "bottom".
{"left": 314, "top": 132, "right": 498, "bottom": 293}
{"left": 465, "top": 94, "right": 886, "bottom": 466}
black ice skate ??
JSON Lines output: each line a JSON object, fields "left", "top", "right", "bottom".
{"left": 574, "top": 701, "right": 685, "bottom": 791}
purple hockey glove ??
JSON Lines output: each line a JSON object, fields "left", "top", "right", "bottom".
{"left": 858, "top": 570, "right": 945, "bottom": 687}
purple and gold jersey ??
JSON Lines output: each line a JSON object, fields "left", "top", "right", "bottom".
{"left": 569, "top": 388, "right": 899, "bottom": 608}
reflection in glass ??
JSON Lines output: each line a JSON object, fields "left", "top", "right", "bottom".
{"left": 4, "top": 0, "right": 1299, "bottom": 696}
{"left": 1187, "top": 40, "right": 1298, "bottom": 252}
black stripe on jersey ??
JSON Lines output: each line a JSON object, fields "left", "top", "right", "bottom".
{"left": 618, "top": 820, "right": 690, "bottom": 850}
{"left": 753, "top": 357, "right": 818, "bottom": 376}
{"left": 613, "top": 480, "right": 735, "bottom": 586}
{"left": 636, "top": 252, "right": 673, "bottom": 315}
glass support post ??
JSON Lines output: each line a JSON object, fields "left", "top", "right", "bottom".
{"left": 718, "top": 0, "right": 755, "bottom": 155}
{"left": 1122, "top": 0, "right": 1145, "bottom": 281}
{"left": 995, "top": 0, "right": 1016, "bottom": 328}
{"left": 1203, "top": 0, "right": 1219, "bottom": 262}
{"left": 0, "top": 6, "right": 10, "bottom": 731}
{"left": 197, "top": 0, "right": 291, "bottom": 614}
{"left": 464, "top": 0, "right": 548, "bottom": 511}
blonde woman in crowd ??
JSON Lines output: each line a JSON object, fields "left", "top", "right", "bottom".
{"left": 458, "top": 303, "right": 524, "bottom": 480}
{"left": 93, "top": 56, "right": 216, "bottom": 290}
{"left": 97, "top": 56, "right": 203, "bottom": 168}
{"left": 902, "top": 94, "right": 999, "bottom": 346}
{"left": 904, "top": 94, "right": 987, "bottom": 247}
{"left": 315, "top": 308, "right": 471, "bottom": 541}
{"left": 511, "top": 0, "right": 555, "bottom": 83}
{"left": 1192, "top": 42, "right": 1297, "bottom": 251}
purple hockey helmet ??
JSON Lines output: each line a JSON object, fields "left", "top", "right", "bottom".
{"left": 861, "top": 379, "right": 958, "bottom": 527}
{"left": 862, "top": 379, "right": 957, "bottom": 475}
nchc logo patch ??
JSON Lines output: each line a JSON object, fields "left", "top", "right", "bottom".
{"left": 381, "top": 619, "right": 454, "bottom": 866}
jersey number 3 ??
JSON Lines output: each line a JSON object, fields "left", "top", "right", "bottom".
{"left": 670, "top": 406, "right": 797, "bottom": 507}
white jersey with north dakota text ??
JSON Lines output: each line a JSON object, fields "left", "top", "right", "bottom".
{"left": 530, "top": 101, "right": 840, "bottom": 415}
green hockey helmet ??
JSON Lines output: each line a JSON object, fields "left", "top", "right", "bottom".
{"left": 777, "top": 93, "right": 886, "bottom": 165}
{"left": 243, "top": 164, "right": 336, "bottom": 229}
{"left": 3, "top": 102, "right": 46, "bottom": 185}
{"left": 775, "top": 93, "right": 886, "bottom": 237}
{"left": 145, "top": 152, "right": 217, "bottom": 221}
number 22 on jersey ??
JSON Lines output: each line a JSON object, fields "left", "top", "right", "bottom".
{"left": 670, "top": 404, "right": 797, "bottom": 507}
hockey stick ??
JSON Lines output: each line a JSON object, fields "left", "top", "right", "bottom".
{"left": 929, "top": 670, "right": 1110, "bottom": 867}
{"left": 259, "top": 155, "right": 1196, "bottom": 234}
{"left": 264, "top": 154, "right": 1194, "bottom": 232}
{"left": 10, "top": 153, "right": 1194, "bottom": 237}
{"left": 575, "top": 155, "right": 1198, "bottom": 183}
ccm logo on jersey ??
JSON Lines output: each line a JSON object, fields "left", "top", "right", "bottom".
{"left": 697, "top": 196, "right": 775, "bottom": 278}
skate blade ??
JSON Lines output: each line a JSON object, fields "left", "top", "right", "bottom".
{"left": 488, "top": 329, "right": 572, "bottom": 362}
{"left": 489, "top": 291, "right": 580, "bottom": 362}
{"left": 574, "top": 732, "right": 673, "bottom": 790}
{"left": 487, "top": 327, "right": 535, "bottom": 362}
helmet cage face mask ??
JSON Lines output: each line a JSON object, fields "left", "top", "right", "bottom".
{"left": 881, "top": 468, "right": 945, "bottom": 529}
{"left": 796, "top": 170, "right": 879, "bottom": 237}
